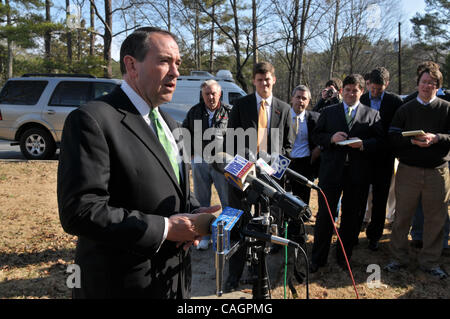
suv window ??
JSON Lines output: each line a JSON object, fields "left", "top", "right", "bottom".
{"left": 93, "top": 82, "right": 118, "bottom": 99}
{"left": 49, "top": 81, "right": 92, "bottom": 107}
{"left": 229, "top": 92, "right": 244, "bottom": 104}
{"left": 0, "top": 80, "right": 48, "bottom": 105}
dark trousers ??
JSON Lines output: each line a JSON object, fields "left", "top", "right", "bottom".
{"left": 365, "top": 155, "right": 395, "bottom": 242}
{"left": 312, "top": 167, "right": 370, "bottom": 266}
{"left": 288, "top": 156, "right": 314, "bottom": 239}
{"left": 289, "top": 156, "right": 314, "bottom": 204}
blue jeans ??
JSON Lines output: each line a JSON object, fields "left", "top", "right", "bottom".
{"left": 192, "top": 159, "right": 229, "bottom": 242}
{"left": 411, "top": 198, "right": 450, "bottom": 248}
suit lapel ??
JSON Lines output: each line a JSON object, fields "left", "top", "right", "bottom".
{"left": 270, "top": 98, "right": 282, "bottom": 130}
{"left": 248, "top": 94, "right": 259, "bottom": 127}
{"left": 349, "top": 103, "right": 365, "bottom": 132}
{"left": 337, "top": 103, "right": 350, "bottom": 132}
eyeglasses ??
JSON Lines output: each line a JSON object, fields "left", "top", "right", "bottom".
{"left": 419, "top": 80, "right": 438, "bottom": 88}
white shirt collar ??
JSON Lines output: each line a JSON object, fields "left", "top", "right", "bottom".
{"left": 343, "top": 101, "right": 360, "bottom": 111}
{"left": 417, "top": 96, "right": 437, "bottom": 105}
{"left": 121, "top": 80, "right": 153, "bottom": 120}
{"left": 291, "top": 108, "right": 306, "bottom": 121}
{"left": 255, "top": 91, "right": 273, "bottom": 107}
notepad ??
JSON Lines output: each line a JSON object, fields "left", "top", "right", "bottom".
{"left": 336, "top": 138, "right": 362, "bottom": 146}
{"left": 401, "top": 130, "right": 426, "bottom": 137}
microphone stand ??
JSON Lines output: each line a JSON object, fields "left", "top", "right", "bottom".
{"left": 247, "top": 194, "right": 271, "bottom": 299}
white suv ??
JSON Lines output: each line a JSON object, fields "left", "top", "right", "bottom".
{"left": 0, "top": 74, "right": 121, "bottom": 159}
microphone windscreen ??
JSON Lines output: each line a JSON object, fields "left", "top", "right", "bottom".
{"left": 193, "top": 213, "right": 217, "bottom": 235}
{"left": 210, "top": 152, "right": 234, "bottom": 174}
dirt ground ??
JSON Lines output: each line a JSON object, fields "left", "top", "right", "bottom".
{"left": 0, "top": 160, "right": 449, "bottom": 299}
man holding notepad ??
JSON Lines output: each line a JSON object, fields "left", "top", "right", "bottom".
{"left": 309, "top": 74, "right": 383, "bottom": 272}
{"left": 386, "top": 65, "right": 450, "bottom": 279}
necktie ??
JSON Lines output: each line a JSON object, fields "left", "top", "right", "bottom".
{"left": 346, "top": 106, "right": 354, "bottom": 127}
{"left": 257, "top": 99, "right": 268, "bottom": 153}
{"left": 149, "top": 108, "right": 180, "bottom": 184}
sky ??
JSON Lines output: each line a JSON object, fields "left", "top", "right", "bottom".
{"left": 400, "top": 0, "right": 427, "bottom": 33}
{"left": 108, "top": 0, "right": 428, "bottom": 61}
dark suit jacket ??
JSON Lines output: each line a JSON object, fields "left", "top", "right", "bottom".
{"left": 360, "top": 91, "right": 403, "bottom": 136}
{"left": 57, "top": 87, "right": 199, "bottom": 299}
{"left": 227, "top": 93, "right": 295, "bottom": 157}
{"left": 304, "top": 110, "right": 320, "bottom": 153}
{"left": 312, "top": 102, "right": 383, "bottom": 187}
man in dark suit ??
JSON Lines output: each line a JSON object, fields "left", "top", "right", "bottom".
{"left": 360, "top": 67, "right": 404, "bottom": 251}
{"left": 57, "top": 27, "right": 219, "bottom": 299}
{"left": 224, "top": 61, "right": 295, "bottom": 291}
{"left": 310, "top": 74, "right": 383, "bottom": 272}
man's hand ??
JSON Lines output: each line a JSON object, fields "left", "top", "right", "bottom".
{"left": 310, "top": 146, "right": 321, "bottom": 164}
{"left": 411, "top": 133, "right": 439, "bottom": 148}
{"left": 166, "top": 205, "right": 221, "bottom": 250}
{"left": 331, "top": 131, "right": 348, "bottom": 144}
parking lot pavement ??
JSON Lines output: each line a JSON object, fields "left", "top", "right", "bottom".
{"left": 0, "top": 139, "right": 25, "bottom": 160}
{"left": 0, "top": 139, "right": 59, "bottom": 161}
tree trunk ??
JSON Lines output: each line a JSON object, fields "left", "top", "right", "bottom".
{"left": 44, "top": 0, "right": 51, "bottom": 72}
{"left": 66, "top": 0, "right": 73, "bottom": 64}
{"left": 195, "top": 2, "right": 201, "bottom": 70}
{"left": 296, "top": 0, "right": 311, "bottom": 85}
{"left": 167, "top": 0, "right": 171, "bottom": 33}
{"left": 209, "top": 3, "right": 215, "bottom": 73}
{"left": 329, "top": 0, "right": 340, "bottom": 79}
{"left": 252, "top": 0, "right": 258, "bottom": 67}
{"left": 104, "top": 0, "right": 113, "bottom": 78}
{"left": 231, "top": 0, "right": 247, "bottom": 92}
{"left": 89, "top": 2, "right": 95, "bottom": 56}
{"left": 6, "top": 0, "right": 13, "bottom": 78}
{"left": 287, "top": 0, "right": 300, "bottom": 99}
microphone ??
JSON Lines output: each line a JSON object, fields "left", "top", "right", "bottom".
{"left": 241, "top": 228, "right": 301, "bottom": 249}
{"left": 212, "top": 152, "right": 311, "bottom": 222}
{"left": 258, "top": 151, "right": 320, "bottom": 190}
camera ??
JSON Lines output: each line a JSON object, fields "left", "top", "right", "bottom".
{"left": 325, "top": 88, "right": 334, "bottom": 99}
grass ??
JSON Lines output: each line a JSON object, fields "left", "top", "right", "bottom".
{"left": 0, "top": 160, "right": 448, "bottom": 299}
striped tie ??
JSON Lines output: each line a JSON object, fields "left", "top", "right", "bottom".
{"left": 346, "top": 106, "right": 354, "bottom": 127}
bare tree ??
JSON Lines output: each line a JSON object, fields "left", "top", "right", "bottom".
{"left": 89, "top": 0, "right": 136, "bottom": 78}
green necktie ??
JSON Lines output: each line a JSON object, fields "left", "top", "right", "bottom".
{"left": 346, "top": 106, "right": 354, "bottom": 127}
{"left": 149, "top": 108, "right": 180, "bottom": 184}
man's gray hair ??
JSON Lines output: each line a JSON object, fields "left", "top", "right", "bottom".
{"left": 201, "top": 79, "right": 221, "bottom": 92}
{"left": 291, "top": 85, "right": 311, "bottom": 100}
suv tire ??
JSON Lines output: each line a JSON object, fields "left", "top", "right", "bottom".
{"left": 20, "top": 127, "right": 56, "bottom": 160}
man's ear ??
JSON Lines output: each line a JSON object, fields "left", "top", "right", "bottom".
{"left": 123, "top": 55, "right": 137, "bottom": 77}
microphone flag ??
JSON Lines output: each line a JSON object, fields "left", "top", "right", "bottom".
{"left": 270, "top": 153, "right": 291, "bottom": 180}
{"left": 223, "top": 155, "right": 256, "bottom": 191}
